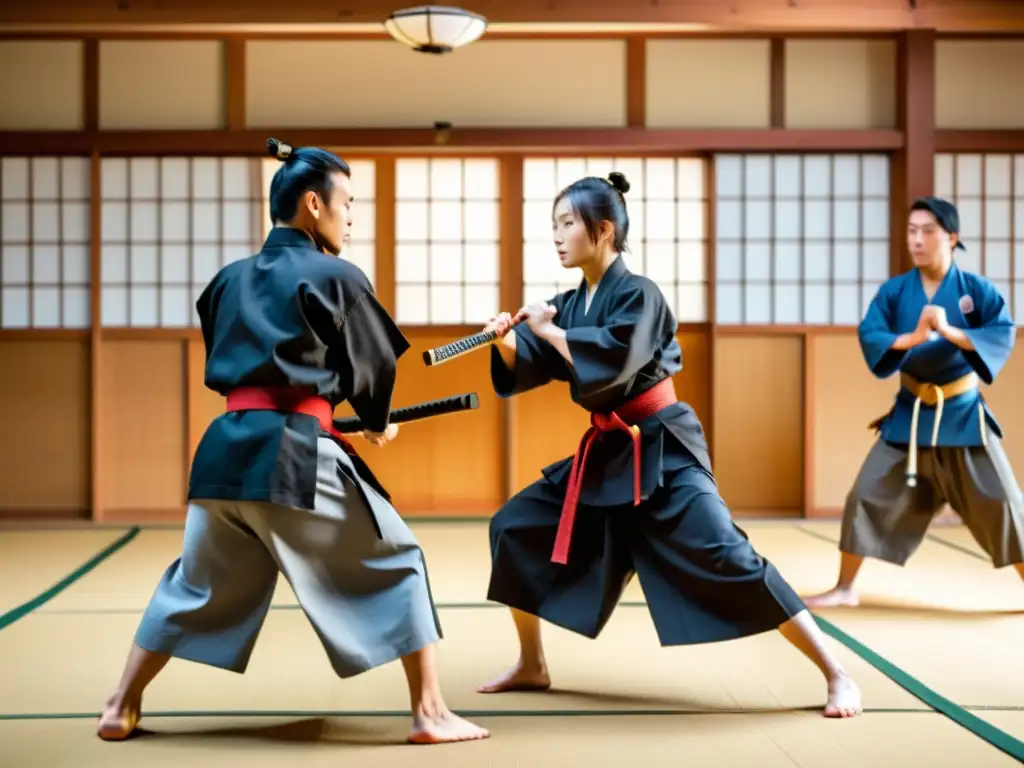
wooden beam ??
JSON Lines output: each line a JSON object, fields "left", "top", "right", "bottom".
{"left": 4, "top": 0, "right": 1024, "bottom": 32}
{"left": 498, "top": 155, "right": 524, "bottom": 503}
{"left": 889, "top": 30, "right": 936, "bottom": 278}
{"left": 936, "top": 130, "right": 1024, "bottom": 152}
{"left": 374, "top": 159, "right": 397, "bottom": 315}
{"left": 770, "top": 38, "right": 786, "bottom": 129}
{"left": 89, "top": 150, "right": 104, "bottom": 522}
{"left": 626, "top": 37, "right": 646, "bottom": 128}
{"left": 224, "top": 38, "right": 246, "bottom": 131}
{"left": 0, "top": 128, "right": 905, "bottom": 156}
{"left": 82, "top": 38, "right": 99, "bottom": 131}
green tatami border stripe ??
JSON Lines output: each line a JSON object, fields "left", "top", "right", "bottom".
{"left": 793, "top": 525, "right": 1024, "bottom": 761}
{"left": 0, "top": 527, "right": 140, "bottom": 632}
{"left": 3, "top": 706, "right": 1022, "bottom": 723}
{"left": 6, "top": 521, "right": 1021, "bottom": 760}
{"left": 813, "top": 614, "right": 1024, "bottom": 762}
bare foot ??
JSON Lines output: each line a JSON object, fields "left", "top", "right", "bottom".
{"left": 824, "top": 674, "right": 862, "bottom": 718}
{"left": 803, "top": 587, "right": 859, "bottom": 609}
{"left": 96, "top": 695, "right": 140, "bottom": 741}
{"left": 476, "top": 660, "right": 551, "bottom": 694}
{"left": 408, "top": 708, "right": 490, "bottom": 745}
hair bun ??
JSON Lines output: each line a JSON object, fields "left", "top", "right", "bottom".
{"left": 266, "top": 138, "right": 293, "bottom": 161}
{"left": 607, "top": 171, "right": 630, "bottom": 194}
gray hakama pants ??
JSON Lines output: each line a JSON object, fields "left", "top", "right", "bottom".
{"left": 134, "top": 437, "right": 443, "bottom": 678}
{"left": 839, "top": 435, "right": 1024, "bottom": 568}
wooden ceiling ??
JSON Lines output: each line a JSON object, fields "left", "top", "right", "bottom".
{"left": 1, "top": 0, "right": 1023, "bottom": 32}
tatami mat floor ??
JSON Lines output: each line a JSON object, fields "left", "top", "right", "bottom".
{"left": 1, "top": 519, "right": 1022, "bottom": 767}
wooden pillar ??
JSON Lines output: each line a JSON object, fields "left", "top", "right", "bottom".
{"left": 890, "top": 30, "right": 936, "bottom": 277}
{"left": 498, "top": 156, "right": 524, "bottom": 502}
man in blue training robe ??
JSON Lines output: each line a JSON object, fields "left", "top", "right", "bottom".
{"left": 804, "top": 197, "right": 1024, "bottom": 609}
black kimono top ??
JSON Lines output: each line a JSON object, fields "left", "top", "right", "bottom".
{"left": 187, "top": 226, "right": 409, "bottom": 511}
{"left": 490, "top": 255, "right": 714, "bottom": 508}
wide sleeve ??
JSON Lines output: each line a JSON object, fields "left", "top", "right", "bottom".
{"left": 963, "top": 278, "right": 1016, "bottom": 384}
{"left": 490, "top": 298, "right": 570, "bottom": 397}
{"left": 328, "top": 288, "right": 411, "bottom": 433}
{"left": 857, "top": 282, "right": 908, "bottom": 379}
{"left": 563, "top": 283, "right": 662, "bottom": 398}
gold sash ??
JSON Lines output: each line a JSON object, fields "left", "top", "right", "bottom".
{"left": 900, "top": 371, "right": 986, "bottom": 487}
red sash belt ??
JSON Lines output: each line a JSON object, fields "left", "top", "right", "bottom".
{"left": 225, "top": 386, "right": 356, "bottom": 454}
{"left": 550, "top": 377, "right": 678, "bottom": 565}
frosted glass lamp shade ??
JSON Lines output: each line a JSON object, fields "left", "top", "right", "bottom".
{"left": 384, "top": 5, "right": 487, "bottom": 54}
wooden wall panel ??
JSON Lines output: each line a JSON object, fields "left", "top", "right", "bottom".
{"left": 0, "top": 41, "right": 83, "bottom": 131}
{"left": 784, "top": 39, "right": 896, "bottom": 129}
{"left": 676, "top": 330, "right": 712, "bottom": 436}
{"left": 99, "top": 340, "right": 185, "bottom": 514}
{"left": 976, "top": 348, "right": 1024, "bottom": 485}
{"left": 712, "top": 335, "right": 803, "bottom": 514}
{"left": 246, "top": 40, "right": 626, "bottom": 129}
{"left": 935, "top": 40, "right": 1024, "bottom": 129}
{"left": 808, "top": 333, "right": 896, "bottom": 512}
{"left": 98, "top": 41, "right": 226, "bottom": 130}
{"left": 645, "top": 40, "right": 771, "bottom": 129}
{"left": 0, "top": 340, "right": 89, "bottom": 514}
{"left": 332, "top": 328, "right": 505, "bottom": 515}
{"left": 186, "top": 337, "right": 222, "bottom": 462}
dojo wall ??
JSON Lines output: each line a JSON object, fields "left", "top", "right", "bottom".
{"left": 0, "top": 34, "right": 1023, "bottom": 522}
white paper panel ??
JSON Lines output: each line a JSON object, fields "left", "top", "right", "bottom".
{"left": 832, "top": 282, "right": 861, "bottom": 325}
{"left": 32, "top": 286, "right": 60, "bottom": 327}
{"left": 101, "top": 286, "right": 127, "bottom": 326}
{"left": 773, "top": 283, "right": 802, "bottom": 324}
{"left": 744, "top": 156, "right": 772, "bottom": 198}
{"left": 63, "top": 244, "right": 89, "bottom": 283}
{"left": 394, "top": 158, "right": 500, "bottom": 325}
{"left": 464, "top": 283, "right": 499, "bottom": 324}
{"left": 0, "top": 155, "right": 94, "bottom": 326}
{"left": 96, "top": 156, "right": 268, "bottom": 327}
{"left": 429, "top": 244, "right": 461, "bottom": 283}
{"left": 803, "top": 284, "right": 831, "bottom": 324}
{"left": 715, "top": 282, "right": 742, "bottom": 324}
{"left": 129, "top": 158, "right": 158, "bottom": 199}
{"left": 160, "top": 285, "right": 191, "bottom": 327}
{"left": 955, "top": 154, "right": 982, "bottom": 196}
{"left": 129, "top": 285, "right": 159, "bottom": 326}
{"left": 985, "top": 241, "right": 1012, "bottom": 280}
{"left": 713, "top": 153, "right": 892, "bottom": 325}
{"left": 464, "top": 243, "right": 499, "bottom": 284}
{"left": 934, "top": 154, "right": 955, "bottom": 198}
{"left": 161, "top": 159, "right": 189, "bottom": 199}
{"left": 32, "top": 158, "right": 59, "bottom": 199}
{"left": 940, "top": 154, "right": 1024, "bottom": 325}
{"left": 676, "top": 241, "right": 704, "bottom": 283}
{"left": 343, "top": 242, "right": 375, "bottom": 284}
{"left": 715, "top": 156, "right": 743, "bottom": 198}
{"left": 743, "top": 283, "right": 771, "bottom": 324}
{"left": 63, "top": 202, "right": 89, "bottom": 242}
{"left": 744, "top": 241, "right": 771, "bottom": 281}
{"left": 62, "top": 286, "right": 89, "bottom": 328}
{"left": 32, "top": 245, "right": 59, "bottom": 283}
{"left": 833, "top": 156, "right": 860, "bottom": 197}
{"left": 774, "top": 241, "right": 801, "bottom": 282}
{"left": 1, "top": 287, "right": 28, "bottom": 327}
{"left": 2, "top": 244, "right": 28, "bottom": 283}
{"left": 395, "top": 283, "right": 429, "bottom": 324}
{"left": 675, "top": 283, "right": 706, "bottom": 323}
